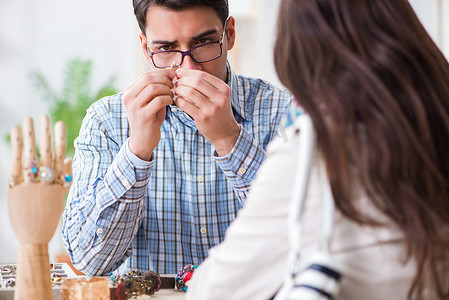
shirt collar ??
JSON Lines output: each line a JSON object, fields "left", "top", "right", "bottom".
{"left": 226, "top": 62, "right": 251, "bottom": 121}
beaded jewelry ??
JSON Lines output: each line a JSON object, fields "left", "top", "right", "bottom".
{"left": 112, "top": 270, "right": 161, "bottom": 297}
{"left": 25, "top": 161, "right": 39, "bottom": 182}
{"left": 116, "top": 282, "right": 128, "bottom": 300}
{"left": 62, "top": 173, "right": 72, "bottom": 187}
{"left": 1, "top": 265, "right": 16, "bottom": 275}
{"left": 51, "top": 272, "right": 62, "bottom": 283}
{"left": 175, "top": 264, "right": 198, "bottom": 292}
{"left": 9, "top": 164, "right": 72, "bottom": 186}
{"left": 38, "top": 166, "right": 55, "bottom": 184}
{"left": 8, "top": 175, "right": 20, "bottom": 188}
{"left": 5, "top": 278, "right": 16, "bottom": 288}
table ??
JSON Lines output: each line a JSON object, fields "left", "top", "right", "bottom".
{"left": 0, "top": 263, "right": 186, "bottom": 300}
{"left": 0, "top": 288, "right": 186, "bottom": 300}
{"left": 127, "top": 290, "right": 185, "bottom": 299}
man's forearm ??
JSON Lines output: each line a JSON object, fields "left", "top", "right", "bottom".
{"left": 214, "top": 126, "right": 266, "bottom": 203}
{"left": 62, "top": 144, "right": 152, "bottom": 275}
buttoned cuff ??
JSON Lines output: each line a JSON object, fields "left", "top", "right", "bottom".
{"left": 124, "top": 138, "right": 153, "bottom": 167}
{"left": 103, "top": 143, "right": 153, "bottom": 203}
{"left": 214, "top": 126, "right": 266, "bottom": 189}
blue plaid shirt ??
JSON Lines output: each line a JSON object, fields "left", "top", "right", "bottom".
{"left": 62, "top": 65, "right": 293, "bottom": 275}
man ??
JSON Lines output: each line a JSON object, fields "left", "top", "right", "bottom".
{"left": 62, "top": 0, "right": 293, "bottom": 276}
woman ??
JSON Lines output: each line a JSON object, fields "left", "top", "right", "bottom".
{"left": 186, "top": 0, "right": 449, "bottom": 299}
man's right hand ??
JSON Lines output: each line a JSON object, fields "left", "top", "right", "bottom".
{"left": 123, "top": 69, "right": 176, "bottom": 161}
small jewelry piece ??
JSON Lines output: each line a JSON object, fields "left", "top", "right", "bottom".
{"left": 53, "top": 277, "right": 62, "bottom": 283}
{"left": 112, "top": 270, "right": 161, "bottom": 297}
{"left": 8, "top": 176, "right": 20, "bottom": 188}
{"left": 175, "top": 264, "right": 198, "bottom": 292}
{"left": 5, "top": 278, "right": 15, "bottom": 288}
{"left": 1, "top": 265, "right": 16, "bottom": 274}
{"left": 62, "top": 173, "right": 72, "bottom": 188}
{"left": 116, "top": 282, "right": 128, "bottom": 300}
{"left": 25, "top": 161, "right": 39, "bottom": 181}
{"left": 51, "top": 272, "right": 62, "bottom": 283}
{"left": 39, "top": 166, "right": 55, "bottom": 184}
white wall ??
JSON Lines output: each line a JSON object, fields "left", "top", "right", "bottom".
{"left": 409, "top": 0, "right": 449, "bottom": 58}
{"left": 229, "top": 0, "right": 282, "bottom": 86}
{"left": 0, "top": 0, "right": 142, "bottom": 263}
{"left": 230, "top": 0, "right": 449, "bottom": 84}
{"left": 0, "top": 0, "right": 448, "bottom": 264}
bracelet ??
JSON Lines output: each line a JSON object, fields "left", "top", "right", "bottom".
{"left": 175, "top": 264, "right": 198, "bottom": 292}
{"left": 111, "top": 270, "right": 161, "bottom": 298}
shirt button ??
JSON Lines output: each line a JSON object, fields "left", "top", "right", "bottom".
{"left": 171, "top": 107, "right": 178, "bottom": 113}
{"left": 200, "top": 227, "right": 207, "bottom": 235}
{"left": 238, "top": 167, "right": 247, "bottom": 175}
{"left": 197, "top": 175, "right": 204, "bottom": 182}
{"left": 97, "top": 228, "right": 104, "bottom": 234}
{"left": 121, "top": 178, "right": 131, "bottom": 189}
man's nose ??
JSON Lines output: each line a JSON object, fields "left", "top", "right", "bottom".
{"left": 181, "top": 55, "right": 202, "bottom": 70}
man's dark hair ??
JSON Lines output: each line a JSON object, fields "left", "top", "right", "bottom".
{"left": 133, "top": 0, "right": 229, "bottom": 35}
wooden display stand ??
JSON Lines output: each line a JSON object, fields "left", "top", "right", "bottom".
{"left": 7, "top": 116, "right": 70, "bottom": 300}
{"left": 8, "top": 183, "right": 66, "bottom": 300}
{"left": 60, "top": 277, "right": 110, "bottom": 300}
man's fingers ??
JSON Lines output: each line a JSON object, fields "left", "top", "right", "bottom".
{"left": 136, "top": 83, "right": 174, "bottom": 107}
{"left": 174, "top": 96, "right": 201, "bottom": 118}
{"left": 39, "top": 115, "right": 52, "bottom": 167}
{"left": 174, "top": 85, "right": 209, "bottom": 109}
{"left": 175, "top": 76, "right": 219, "bottom": 97}
{"left": 125, "top": 70, "right": 176, "bottom": 99}
{"left": 143, "top": 95, "right": 175, "bottom": 115}
{"left": 10, "top": 126, "right": 22, "bottom": 182}
{"left": 176, "top": 68, "right": 224, "bottom": 88}
{"left": 22, "top": 117, "right": 36, "bottom": 183}
{"left": 54, "top": 121, "right": 66, "bottom": 180}
{"left": 174, "top": 69, "right": 230, "bottom": 109}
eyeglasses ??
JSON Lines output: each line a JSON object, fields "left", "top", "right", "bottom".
{"left": 147, "top": 33, "right": 225, "bottom": 69}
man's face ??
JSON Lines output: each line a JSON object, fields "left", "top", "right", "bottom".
{"left": 140, "top": 5, "right": 236, "bottom": 82}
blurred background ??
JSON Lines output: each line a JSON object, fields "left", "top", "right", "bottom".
{"left": 0, "top": 0, "right": 448, "bottom": 264}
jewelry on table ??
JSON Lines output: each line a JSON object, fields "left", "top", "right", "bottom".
{"left": 175, "top": 264, "right": 198, "bottom": 292}
{"left": 112, "top": 270, "right": 162, "bottom": 298}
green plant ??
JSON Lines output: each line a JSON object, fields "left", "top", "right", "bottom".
{"left": 30, "top": 58, "right": 118, "bottom": 156}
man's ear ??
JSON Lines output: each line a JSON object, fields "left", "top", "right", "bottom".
{"left": 139, "top": 32, "right": 152, "bottom": 63}
{"left": 226, "top": 16, "right": 236, "bottom": 50}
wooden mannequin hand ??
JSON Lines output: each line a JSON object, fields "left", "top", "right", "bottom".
{"left": 8, "top": 115, "right": 72, "bottom": 245}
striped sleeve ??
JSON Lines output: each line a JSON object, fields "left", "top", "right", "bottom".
{"left": 62, "top": 101, "right": 153, "bottom": 276}
{"left": 213, "top": 126, "right": 266, "bottom": 202}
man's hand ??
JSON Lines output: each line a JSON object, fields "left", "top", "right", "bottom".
{"left": 174, "top": 68, "right": 241, "bottom": 156}
{"left": 123, "top": 69, "right": 176, "bottom": 161}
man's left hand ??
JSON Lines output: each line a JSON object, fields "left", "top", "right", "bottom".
{"left": 174, "top": 69, "right": 241, "bottom": 156}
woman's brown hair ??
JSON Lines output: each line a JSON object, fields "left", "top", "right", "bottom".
{"left": 274, "top": 0, "right": 449, "bottom": 298}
